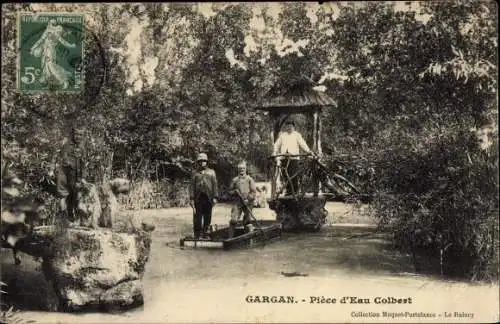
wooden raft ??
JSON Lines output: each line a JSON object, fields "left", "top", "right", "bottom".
{"left": 179, "top": 220, "right": 282, "bottom": 250}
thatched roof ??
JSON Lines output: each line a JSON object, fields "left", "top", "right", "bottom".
{"left": 256, "top": 76, "right": 337, "bottom": 114}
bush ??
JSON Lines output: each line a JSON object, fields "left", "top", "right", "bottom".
{"left": 119, "top": 179, "right": 190, "bottom": 210}
{"left": 371, "top": 127, "right": 499, "bottom": 281}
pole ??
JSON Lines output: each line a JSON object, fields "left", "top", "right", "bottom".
{"left": 234, "top": 190, "right": 267, "bottom": 242}
{"left": 313, "top": 111, "right": 318, "bottom": 152}
{"left": 317, "top": 109, "right": 323, "bottom": 156}
{"left": 270, "top": 115, "right": 277, "bottom": 198}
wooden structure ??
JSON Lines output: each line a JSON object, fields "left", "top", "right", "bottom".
{"left": 255, "top": 78, "right": 337, "bottom": 232}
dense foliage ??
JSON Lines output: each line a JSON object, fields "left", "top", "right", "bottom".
{"left": 1, "top": 2, "right": 497, "bottom": 280}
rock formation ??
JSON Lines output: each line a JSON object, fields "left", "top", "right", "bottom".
{"left": 40, "top": 226, "right": 152, "bottom": 312}
{"left": 4, "top": 171, "right": 155, "bottom": 313}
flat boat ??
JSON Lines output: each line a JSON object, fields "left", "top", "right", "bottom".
{"left": 179, "top": 220, "right": 282, "bottom": 250}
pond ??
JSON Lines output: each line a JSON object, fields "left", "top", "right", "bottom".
{"left": 1, "top": 203, "right": 498, "bottom": 323}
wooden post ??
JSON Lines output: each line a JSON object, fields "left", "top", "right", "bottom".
{"left": 270, "top": 117, "right": 275, "bottom": 149}
{"left": 315, "top": 108, "right": 323, "bottom": 196}
{"left": 313, "top": 111, "right": 318, "bottom": 152}
{"left": 270, "top": 116, "right": 276, "bottom": 199}
{"left": 317, "top": 109, "right": 323, "bottom": 156}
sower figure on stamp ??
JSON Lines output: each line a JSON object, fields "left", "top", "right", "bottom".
{"left": 227, "top": 161, "right": 257, "bottom": 228}
{"left": 273, "top": 118, "right": 314, "bottom": 196}
{"left": 189, "top": 153, "right": 218, "bottom": 239}
{"left": 30, "top": 19, "right": 76, "bottom": 89}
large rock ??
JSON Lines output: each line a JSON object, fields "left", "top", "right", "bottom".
{"left": 72, "top": 178, "right": 131, "bottom": 229}
{"left": 98, "top": 178, "right": 131, "bottom": 228}
{"left": 75, "top": 182, "right": 101, "bottom": 228}
{"left": 43, "top": 227, "right": 152, "bottom": 312}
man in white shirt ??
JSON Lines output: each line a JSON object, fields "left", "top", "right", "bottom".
{"left": 272, "top": 118, "right": 314, "bottom": 196}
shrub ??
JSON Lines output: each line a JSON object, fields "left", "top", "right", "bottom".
{"left": 371, "top": 127, "right": 499, "bottom": 281}
{"left": 119, "top": 179, "right": 190, "bottom": 210}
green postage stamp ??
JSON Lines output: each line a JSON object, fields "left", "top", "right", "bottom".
{"left": 17, "top": 12, "right": 84, "bottom": 93}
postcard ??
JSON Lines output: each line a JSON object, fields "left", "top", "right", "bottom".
{"left": 1, "top": 2, "right": 498, "bottom": 323}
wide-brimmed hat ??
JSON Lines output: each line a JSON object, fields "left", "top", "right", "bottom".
{"left": 197, "top": 153, "right": 208, "bottom": 162}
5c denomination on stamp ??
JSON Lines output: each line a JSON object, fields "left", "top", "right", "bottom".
{"left": 17, "top": 12, "right": 84, "bottom": 93}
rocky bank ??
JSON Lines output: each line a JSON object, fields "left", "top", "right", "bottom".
{"left": 37, "top": 226, "right": 153, "bottom": 312}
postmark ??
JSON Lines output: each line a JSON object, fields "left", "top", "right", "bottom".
{"left": 17, "top": 12, "right": 84, "bottom": 93}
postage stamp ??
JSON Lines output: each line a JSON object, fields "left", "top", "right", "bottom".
{"left": 17, "top": 12, "right": 84, "bottom": 93}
